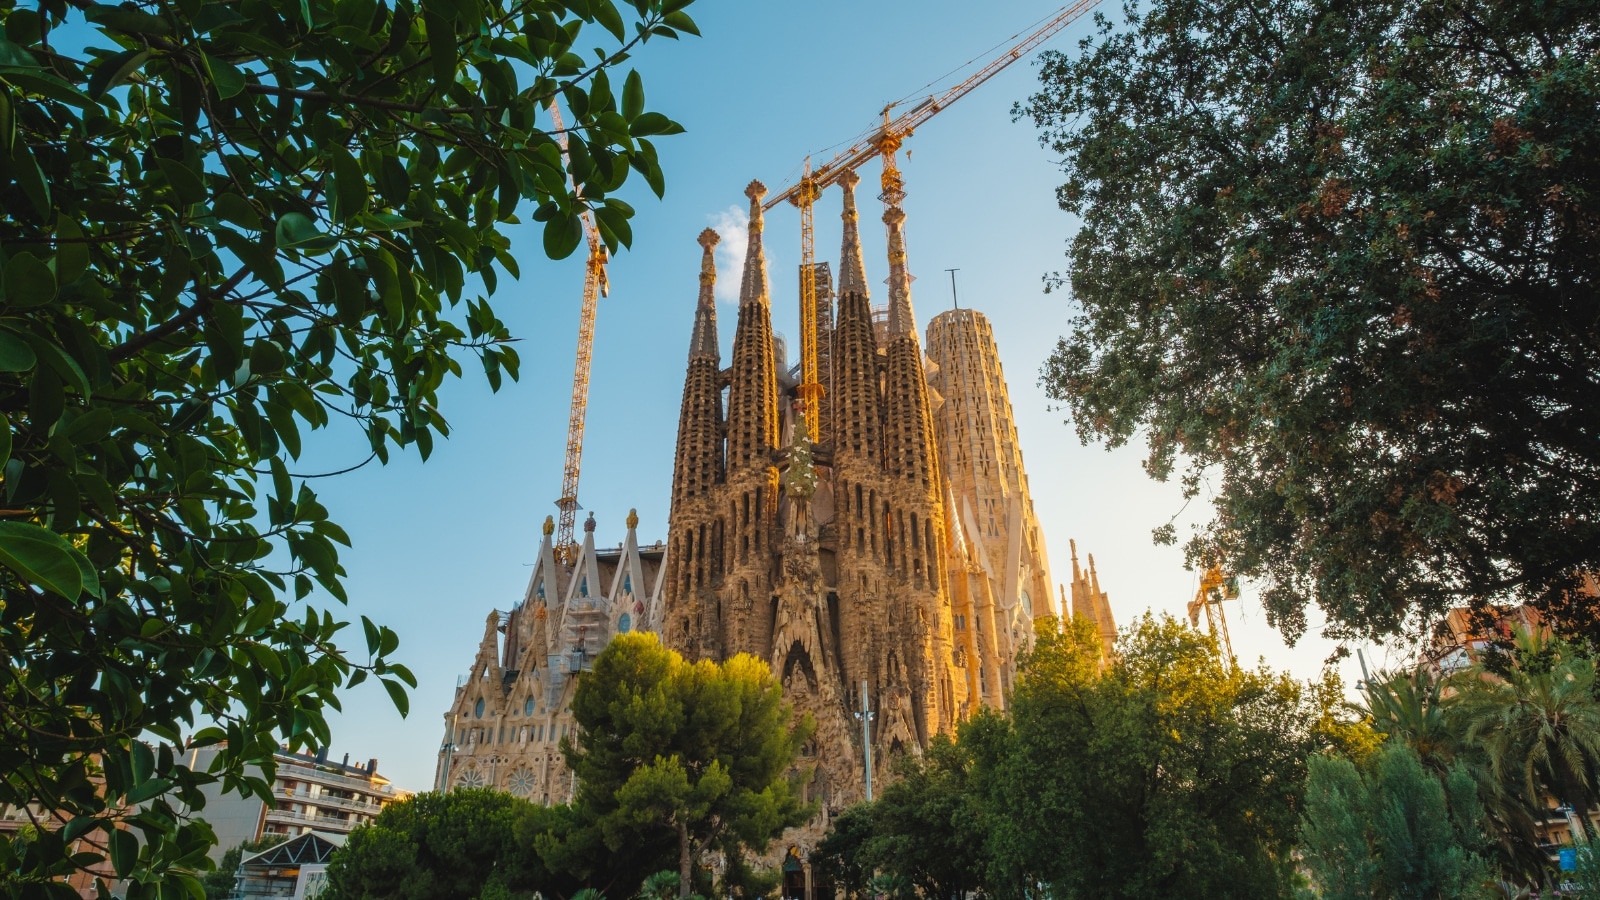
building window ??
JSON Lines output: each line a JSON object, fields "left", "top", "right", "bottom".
{"left": 618, "top": 613, "right": 632, "bottom": 634}
{"left": 524, "top": 698, "right": 535, "bottom": 716}
{"left": 474, "top": 698, "right": 485, "bottom": 718}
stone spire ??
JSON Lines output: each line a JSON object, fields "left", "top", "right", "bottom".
{"left": 830, "top": 173, "right": 883, "bottom": 467}
{"left": 725, "top": 181, "right": 780, "bottom": 473}
{"left": 671, "top": 230, "right": 726, "bottom": 505}
{"left": 884, "top": 206, "right": 916, "bottom": 340}
{"left": 881, "top": 205, "right": 940, "bottom": 487}
{"left": 738, "top": 180, "right": 770, "bottom": 309}
{"left": 690, "top": 228, "right": 720, "bottom": 361}
{"left": 837, "top": 171, "right": 869, "bottom": 299}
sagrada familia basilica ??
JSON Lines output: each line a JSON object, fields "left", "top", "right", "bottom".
{"left": 434, "top": 173, "right": 1118, "bottom": 872}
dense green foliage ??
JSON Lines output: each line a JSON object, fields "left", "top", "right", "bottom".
{"left": 814, "top": 616, "right": 1368, "bottom": 900}
{"left": 1022, "top": 0, "right": 1600, "bottom": 642}
{"left": 810, "top": 736, "right": 985, "bottom": 900}
{"left": 1356, "top": 626, "right": 1600, "bottom": 888}
{"left": 543, "top": 633, "right": 812, "bottom": 898}
{"left": 1300, "top": 742, "right": 1493, "bottom": 899}
{"left": 324, "top": 789, "right": 570, "bottom": 900}
{"left": 0, "top": 0, "right": 695, "bottom": 895}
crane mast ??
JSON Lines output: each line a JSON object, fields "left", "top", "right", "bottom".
{"left": 549, "top": 101, "right": 609, "bottom": 564}
{"left": 1187, "top": 566, "right": 1240, "bottom": 662}
{"left": 765, "top": 0, "right": 1100, "bottom": 425}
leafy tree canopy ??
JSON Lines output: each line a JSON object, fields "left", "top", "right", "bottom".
{"left": 1300, "top": 741, "right": 1494, "bottom": 900}
{"left": 0, "top": 0, "right": 696, "bottom": 895}
{"left": 975, "top": 615, "right": 1371, "bottom": 900}
{"left": 814, "top": 617, "right": 1373, "bottom": 900}
{"left": 324, "top": 788, "right": 567, "bottom": 900}
{"left": 546, "top": 633, "right": 813, "bottom": 898}
{"left": 807, "top": 735, "right": 987, "bottom": 900}
{"left": 1022, "top": 0, "right": 1600, "bottom": 642}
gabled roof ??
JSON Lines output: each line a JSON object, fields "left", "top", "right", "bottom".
{"left": 241, "top": 831, "right": 345, "bottom": 867}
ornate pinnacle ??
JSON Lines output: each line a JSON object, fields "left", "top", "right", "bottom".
{"left": 626, "top": 508, "right": 639, "bottom": 530}
{"left": 691, "top": 230, "right": 721, "bottom": 360}
{"left": 738, "top": 180, "right": 770, "bottom": 308}
{"left": 543, "top": 515, "right": 555, "bottom": 536}
{"left": 584, "top": 512, "right": 596, "bottom": 533}
{"left": 838, "top": 173, "right": 868, "bottom": 298}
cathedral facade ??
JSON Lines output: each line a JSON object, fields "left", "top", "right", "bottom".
{"left": 433, "top": 511, "right": 666, "bottom": 802}
{"left": 659, "top": 173, "right": 1058, "bottom": 830}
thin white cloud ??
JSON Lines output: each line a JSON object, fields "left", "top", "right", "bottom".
{"left": 708, "top": 205, "right": 748, "bottom": 305}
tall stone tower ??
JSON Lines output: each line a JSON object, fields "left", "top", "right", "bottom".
{"left": 663, "top": 174, "right": 970, "bottom": 819}
{"left": 925, "top": 307, "right": 1055, "bottom": 701}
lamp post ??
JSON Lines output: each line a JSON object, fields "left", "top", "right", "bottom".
{"left": 852, "top": 680, "right": 875, "bottom": 802}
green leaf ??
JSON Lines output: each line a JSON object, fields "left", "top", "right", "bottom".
{"left": 202, "top": 51, "right": 246, "bottom": 99}
{"left": 594, "top": 204, "right": 632, "bottom": 250}
{"left": 0, "top": 37, "right": 38, "bottom": 68}
{"left": 87, "top": 47, "right": 149, "bottom": 98}
{"left": 157, "top": 158, "right": 207, "bottom": 206}
{"left": 630, "top": 112, "right": 683, "bottom": 137}
{"left": 214, "top": 193, "right": 262, "bottom": 231}
{"left": 85, "top": 5, "right": 173, "bottom": 36}
{"left": 662, "top": 11, "right": 699, "bottom": 37}
{"left": 28, "top": 336, "right": 92, "bottom": 398}
{"left": 381, "top": 677, "right": 410, "bottom": 717}
{"left": 329, "top": 147, "right": 367, "bottom": 224}
{"left": 622, "top": 69, "right": 644, "bottom": 121}
{"left": 131, "top": 741, "right": 154, "bottom": 785}
{"left": 0, "top": 330, "right": 37, "bottom": 371}
{"left": 8, "top": 141, "right": 50, "bottom": 220}
{"left": 0, "top": 412, "right": 10, "bottom": 470}
{"left": 3, "top": 251, "right": 55, "bottom": 307}
{"left": 54, "top": 219, "right": 88, "bottom": 284}
{"left": 107, "top": 828, "right": 136, "bottom": 879}
{"left": 593, "top": 0, "right": 626, "bottom": 41}
{"left": 275, "top": 213, "right": 335, "bottom": 253}
{"left": 0, "top": 521, "right": 84, "bottom": 599}
{"left": 362, "top": 616, "right": 380, "bottom": 655}
{"left": 423, "top": 11, "right": 456, "bottom": 93}
{"left": 543, "top": 210, "right": 584, "bottom": 260}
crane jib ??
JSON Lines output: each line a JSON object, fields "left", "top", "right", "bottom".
{"left": 760, "top": 0, "right": 1101, "bottom": 211}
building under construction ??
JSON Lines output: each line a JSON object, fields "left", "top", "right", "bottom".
{"left": 433, "top": 3, "right": 1124, "bottom": 887}
{"left": 659, "top": 171, "right": 1118, "bottom": 871}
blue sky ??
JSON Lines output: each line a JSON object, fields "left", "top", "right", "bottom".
{"left": 304, "top": 0, "right": 1392, "bottom": 792}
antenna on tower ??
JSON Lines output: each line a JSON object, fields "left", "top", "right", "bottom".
{"left": 946, "top": 268, "right": 960, "bottom": 309}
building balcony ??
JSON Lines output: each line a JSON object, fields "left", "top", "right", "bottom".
{"left": 276, "top": 787, "right": 384, "bottom": 814}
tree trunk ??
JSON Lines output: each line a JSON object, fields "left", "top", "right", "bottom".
{"left": 678, "top": 819, "right": 692, "bottom": 899}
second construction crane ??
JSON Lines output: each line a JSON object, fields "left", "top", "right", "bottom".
{"left": 549, "top": 101, "right": 608, "bottom": 564}
{"left": 1188, "top": 566, "right": 1241, "bottom": 661}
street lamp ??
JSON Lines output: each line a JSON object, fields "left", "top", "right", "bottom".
{"left": 852, "top": 680, "right": 875, "bottom": 802}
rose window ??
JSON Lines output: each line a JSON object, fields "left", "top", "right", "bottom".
{"left": 507, "top": 767, "right": 536, "bottom": 798}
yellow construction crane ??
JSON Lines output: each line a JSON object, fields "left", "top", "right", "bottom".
{"left": 763, "top": 0, "right": 1101, "bottom": 429}
{"left": 1187, "top": 566, "right": 1241, "bottom": 661}
{"left": 549, "top": 101, "right": 609, "bottom": 564}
